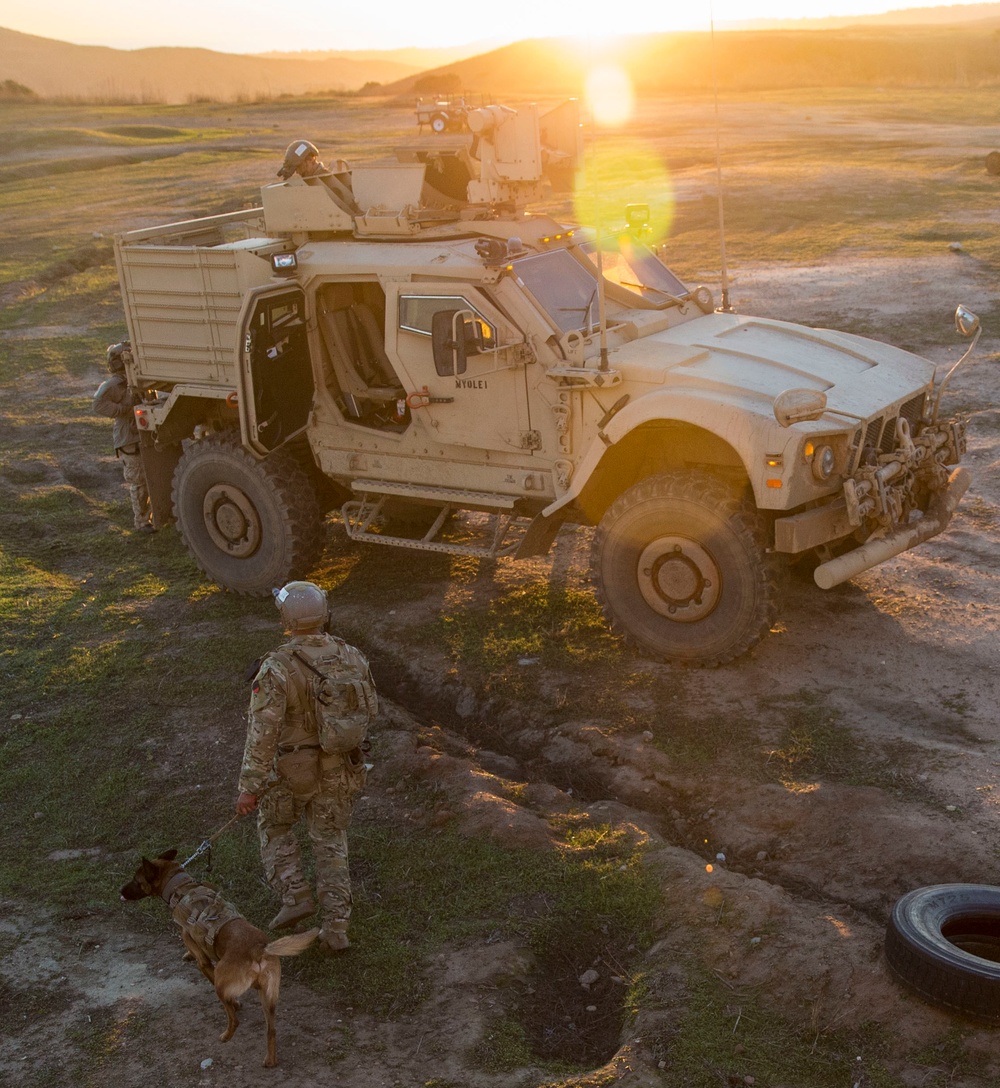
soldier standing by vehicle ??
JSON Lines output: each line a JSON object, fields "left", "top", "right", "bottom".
{"left": 235, "top": 581, "right": 376, "bottom": 953}
{"left": 92, "top": 340, "right": 153, "bottom": 534}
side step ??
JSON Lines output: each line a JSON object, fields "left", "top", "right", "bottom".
{"left": 341, "top": 479, "right": 521, "bottom": 558}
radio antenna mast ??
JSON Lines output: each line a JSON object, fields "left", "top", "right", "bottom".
{"left": 710, "top": 2, "right": 734, "bottom": 312}
{"left": 588, "top": 107, "right": 611, "bottom": 371}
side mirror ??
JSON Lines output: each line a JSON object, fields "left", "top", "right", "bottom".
{"left": 773, "top": 388, "right": 828, "bottom": 428}
{"left": 431, "top": 309, "right": 482, "bottom": 377}
{"left": 955, "top": 305, "right": 980, "bottom": 338}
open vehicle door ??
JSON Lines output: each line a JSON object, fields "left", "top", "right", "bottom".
{"left": 237, "top": 286, "right": 314, "bottom": 455}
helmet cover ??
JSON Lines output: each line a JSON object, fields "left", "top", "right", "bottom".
{"left": 273, "top": 580, "right": 328, "bottom": 632}
{"left": 106, "top": 341, "right": 129, "bottom": 373}
{"left": 277, "top": 140, "right": 321, "bottom": 179}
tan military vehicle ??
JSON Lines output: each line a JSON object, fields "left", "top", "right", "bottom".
{"left": 114, "top": 100, "right": 976, "bottom": 665}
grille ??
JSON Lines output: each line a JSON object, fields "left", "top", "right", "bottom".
{"left": 853, "top": 393, "right": 927, "bottom": 465}
{"left": 899, "top": 393, "right": 926, "bottom": 429}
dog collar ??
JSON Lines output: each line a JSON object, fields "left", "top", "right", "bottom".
{"left": 161, "top": 871, "right": 198, "bottom": 908}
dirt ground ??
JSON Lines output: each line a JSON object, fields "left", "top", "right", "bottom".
{"left": 2, "top": 97, "right": 1000, "bottom": 1088}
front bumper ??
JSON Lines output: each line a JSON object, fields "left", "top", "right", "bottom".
{"left": 772, "top": 409, "right": 968, "bottom": 586}
{"left": 812, "top": 465, "right": 971, "bottom": 589}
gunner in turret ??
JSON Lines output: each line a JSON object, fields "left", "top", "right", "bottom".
{"left": 277, "top": 139, "right": 348, "bottom": 180}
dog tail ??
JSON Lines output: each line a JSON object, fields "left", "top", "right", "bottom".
{"left": 265, "top": 927, "right": 320, "bottom": 958}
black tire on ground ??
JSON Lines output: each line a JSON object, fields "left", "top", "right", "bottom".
{"left": 430, "top": 113, "right": 447, "bottom": 134}
{"left": 885, "top": 884, "right": 1000, "bottom": 1023}
{"left": 171, "top": 432, "right": 326, "bottom": 595}
{"left": 590, "top": 470, "right": 782, "bottom": 666}
{"left": 986, "top": 151, "right": 1000, "bottom": 176}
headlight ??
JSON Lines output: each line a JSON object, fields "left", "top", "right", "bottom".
{"left": 810, "top": 444, "right": 836, "bottom": 481}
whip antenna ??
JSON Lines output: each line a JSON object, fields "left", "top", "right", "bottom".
{"left": 710, "top": 3, "right": 733, "bottom": 312}
{"left": 587, "top": 106, "right": 611, "bottom": 371}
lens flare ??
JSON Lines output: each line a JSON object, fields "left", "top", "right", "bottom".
{"left": 573, "top": 141, "right": 675, "bottom": 247}
{"left": 585, "top": 64, "right": 635, "bottom": 128}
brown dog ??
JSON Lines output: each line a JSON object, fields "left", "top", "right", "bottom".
{"left": 120, "top": 848, "right": 318, "bottom": 1068}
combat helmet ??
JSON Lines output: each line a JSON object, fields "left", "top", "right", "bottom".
{"left": 277, "top": 139, "right": 323, "bottom": 180}
{"left": 106, "top": 340, "right": 130, "bottom": 373}
{"left": 273, "top": 580, "right": 328, "bottom": 632}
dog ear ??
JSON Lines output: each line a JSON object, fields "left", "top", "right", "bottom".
{"left": 157, "top": 848, "right": 178, "bottom": 861}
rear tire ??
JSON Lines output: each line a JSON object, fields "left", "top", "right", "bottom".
{"left": 886, "top": 884, "right": 1000, "bottom": 1023}
{"left": 590, "top": 471, "right": 781, "bottom": 666}
{"left": 172, "top": 432, "right": 325, "bottom": 594}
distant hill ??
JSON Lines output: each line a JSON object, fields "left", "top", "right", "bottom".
{"left": 4, "top": 7, "right": 1000, "bottom": 105}
{"left": 381, "top": 23, "right": 1000, "bottom": 98}
{"left": 256, "top": 42, "right": 501, "bottom": 70}
{"left": 0, "top": 27, "right": 422, "bottom": 103}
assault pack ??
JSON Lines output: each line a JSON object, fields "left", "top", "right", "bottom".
{"left": 282, "top": 639, "right": 377, "bottom": 753}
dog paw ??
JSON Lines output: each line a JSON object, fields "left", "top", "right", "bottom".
{"left": 182, "top": 951, "right": 194, "bottom": 962}
{"left": 220, "top": 1029, "right": 236, "bottom": 1042}
{"left": 263, "top": 1057, "right": 278, "bottom": 1069}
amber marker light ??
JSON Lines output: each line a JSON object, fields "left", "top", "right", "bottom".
{"left": 766, "top": 479, "right": 783, "bottom": 489}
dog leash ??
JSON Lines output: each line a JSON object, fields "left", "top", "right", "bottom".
{"left": 182, "top": 812, "right": 243, "bottom": 871}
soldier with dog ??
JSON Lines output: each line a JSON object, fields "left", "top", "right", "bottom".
{"left": 236, "top": 581, "right": 376, "bottom": 954}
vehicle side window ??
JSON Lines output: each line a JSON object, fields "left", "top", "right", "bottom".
{"left": 399, "top": 294, "right": 496, "bottom": 350}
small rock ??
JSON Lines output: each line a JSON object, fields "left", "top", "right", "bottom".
{"left": 579, "top": 968, "right": 600, "bottom": 989}
{"left": 750, "top": 936, "right": 762, "bottom": 946}
{"left": 658, "top": 1060, "right": 667, "bottom": 1069}
{"left": 11, "top": 713, "right": 22, "bottom": 720}
{"left": 755, "top": 851, "right": 768, "bottom": 861}
{"left": 586, "top": 1005, "right": 597, "bottom": 1012}
{"left": 200, "top": 1057, "right": 213, "bottom": 1070}
{"left": 641, "top": 731, "right": 654, "bottom": 742}
{"left": 517, "top": 656, "right": 540, "bottom": 666}
{"left": 946, "top": 805, "right": 957, "bottom": 812}
{"left": 949, "top": 242, "right": 964, "bottom": 253}
{"left": 716, "top": 852, "right": 726, "bottom": 863}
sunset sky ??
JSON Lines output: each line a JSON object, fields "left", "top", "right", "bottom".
{"left": 0, "top": 0, "right": 980, "bottom": 52}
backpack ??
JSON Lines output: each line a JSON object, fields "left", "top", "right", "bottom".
{"left": 281, "top": 639, "right": 378, "bottom": 754}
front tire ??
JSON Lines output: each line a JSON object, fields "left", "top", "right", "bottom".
{"left": 590, "top": 471, "right": 781, "bottom": 666}
{"left": 172, "top": 432, "right": 325, "bottom": 594}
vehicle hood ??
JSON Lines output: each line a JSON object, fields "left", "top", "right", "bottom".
{"left": 613, "top": 312, "right": 936, "bottom": 417}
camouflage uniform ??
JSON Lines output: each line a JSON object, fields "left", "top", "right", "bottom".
{"left": 91, "top": 371, "right": 151, "bottom": 530}
{"left": 239, "top": 632, "right": 369, "bottom": 936}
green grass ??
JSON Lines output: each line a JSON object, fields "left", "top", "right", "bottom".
{"left": 756, "top": 690, "right": 927, "bottom": 798}
{"left": 658, "top": 970, "right": 902, "bottom": 1088}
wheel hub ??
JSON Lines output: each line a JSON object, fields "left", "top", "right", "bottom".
{"left": 203, "top": 484, "right": 262, "bottom": 558}
{"left": 637, "top": 535, "right": 721, "bottom": 622}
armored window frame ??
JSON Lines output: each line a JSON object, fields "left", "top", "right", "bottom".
{"left": 398, "top": 294, "right": 496, "bottom": 350}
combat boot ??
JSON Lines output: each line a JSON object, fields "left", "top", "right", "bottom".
{"left": 269, "top": 888, "right": 315, "bottom": 930}
{"left": 319, "top": 921, "right": 350, "bottom": 953}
